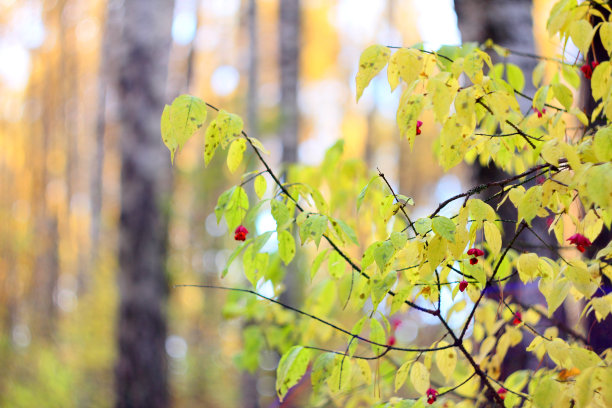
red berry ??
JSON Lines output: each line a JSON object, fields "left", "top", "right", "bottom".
{"left": 498, "top": 388, "right": 507, "bottom": 400}
{"left": 387, "top": 336, "right": 396, "bottom": 347}
{"left": 581, "top": 64, "right": 593, "bottom": 79}
{"left": 567, "top": 233, "right": 592, "bottom": 253}
{"left": 426, "top": 388, "right": 438, "bottom": 404}
{"left": 416, "top": 120, "right": 423, "bottom": 135}
{"left": 512, "top": 311, "right": 522, "bottom": 326}
{"left": 234, "top": 225, "right": 249, "bottom": 241}
{"left": 467, "top": 248, "right": 484, "bottom": 257}
{"left": 459, "top": 280, "right": 468, "bottom": 292}
{"left": 469, "top": 258, "right": 478, "bottom": 265}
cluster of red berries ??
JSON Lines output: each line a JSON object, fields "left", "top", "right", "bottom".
{"left": 426, "top": 388, "right": 438, "bottom": 404}
{"left": 567, "top": 233, "right": 592, "bottom": 253}
{"left": 416, "top": 120, "right": 423, "bottom": 135}
{"left": 580, "top": 61, "right": 599, "bottom": 79}
{"left": 467, "top": 247, "right": 484, "bottom": 265}
{"left": 234, "top": 225, "right": 249, "bottom": 241}
{"left": 533, "top": 107, "right": 546, "bottom": 118}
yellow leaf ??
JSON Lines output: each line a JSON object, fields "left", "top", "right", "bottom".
{"left": 226, "top": 138, "right": 246, "bottom": 173}
{"left": 427, "top": 235, "right": 447, "bottom": 273}
{"left": 356, "top": 45, "right": 391, "bottom": 102}
{"left": 483, "top": 220, "right": 502, "bottom": 255}
{"left": 387, "top": 48, "right": 423, "bottom": 92}
{"left": 569, "top": 19, "right": 595, "bottom": 56}
{"left": 435, "top": 342, "right": 457, "bottom": 381}
{"left": 517, "top": 185, "right": 543, "bottom": 226}
{"left": 409, "top": 361, "right": 430, "bottom": 394}
{"left": 517, "top": 253, "right": 539, "bottom": 283}
{"left": 600, "top": 22, "right": 612, "bottom": 55}
{"left": 593, "top": 127, "right": 612, "bottom": 162}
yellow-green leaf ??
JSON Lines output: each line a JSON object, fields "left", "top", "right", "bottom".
{"left": 395, "top": 360, "right": 411, "bottom": 392}
{"left": 254, "top": 175, "right": 267, "bottom": 198}
{"left": 517, "top": 253, "right": 539, "bottom": 283}
{"left": 276, "top": 346, "right": 311, "bottom": 401}
{"left": 370, "top": 318, "right": 386, "bottom": 356}
{"left": 227, "top": 138, "right": 246, "bottom": 173}
{"left": 517, "top": 186, "right": 543, "bottom": 226}
{"left": 161, "top": 95, "right": 207, "bottom": 162}
{"left": 278, "top": 230, "right": 296, "bottom": 265}
{"left": 539, "top": 277, "right": 571, "bottom": 317}
{"left": 432, "top": 216, "right": 456, "bottom": 243}
{"left": 356, "top": 45, "right": 391, "bottom": 102}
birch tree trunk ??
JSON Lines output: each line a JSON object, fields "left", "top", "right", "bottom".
{"left": 113, "top": 1, "right": 175, "bottom": 407}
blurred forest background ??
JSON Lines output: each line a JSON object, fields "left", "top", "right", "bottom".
{"left": 0, "top": 0, "right": 580, "bottom": 407}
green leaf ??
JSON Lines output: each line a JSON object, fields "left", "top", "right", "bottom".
{"left": 299, "top": 214, "right": 328, "bottom": 247}
{"left": 335, "top": 219, "right": 359, "bottom": 245}
{"left": 357, "top": 175, "right": 379, "bottom": 213}
{"left": 226, "top": 138, "right": 246, "bottom": 173}
{"left": 271, "top": 200, "right": 292, "bottom": 231}
{"left": 414, "top": 218, "right": 432, "bottom": 236}
{"left": 328, "top": 356, "right": 352, "bottom": 393}
{"left": 517, "top": 186, "right": 543, "bottom": 226}
{"left": 276, "top": 346, "right": 311, "bottom": 402}
{"left": 506, "top": 63, "right": 525, "bottom": 92}
{"left": 552, "top": 83, "right": 573, "bottom": 111}
{"left": 311, "top": 352, "right": 336, "bottom": 393}
{"left": 370, "top": 319, "right": 386, "bottom": 356}
{"left": 161, "top": 95, "right": 207, "bottom": 163}
{"left": 432, "top": 216, "right": 456, "bottom": 243}
{"left": 356, "top": 45, "right": 391, "bottom": 102}
{"left": 371, "top": 271, "right": 397, "bottom": 308}
{"left": 215, "top": 187, "right": 236, "bottom": 223}
{"left": 328, "top": 251, "right": 345, "bottom": 279}
{"left": 278, "top": 230, "right": 296, "bottom": 265}
{"left": 222, "top": 240, "right": 249, "bottom": 278}
{"left": 390, "top": 231, "right": 408, "bottom": 250}
{"left": 532, "top": 376, "right": 560, "bottom": 408}
{"left": 374, "top": 240, "right": 395, "bottom": 273}
{"left": 532, "top": 85, "right": 550, "bottom": 112}
{"left": 409, "top": 361, "right": 430, "bottom": 394}
{"left": 160, "top": 105, "right": 178, "bottom": 162}
{"left": 310, "top": 249, "right": 329, "bottom": 280}
{"left": 204, "top": 110, "right": 244, "bottom": 165}
{"left": 254, "top": 175, "right": 267, "bottom": 199}
{"left": 224, "top": 186, "right": 249, "bottom": 231}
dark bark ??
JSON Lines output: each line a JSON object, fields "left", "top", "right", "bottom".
{"left": 113, "top": 1, "right": 175, "bottom": 407}
{"left": 454, "top": 0, "right": 546, "bottom": 381}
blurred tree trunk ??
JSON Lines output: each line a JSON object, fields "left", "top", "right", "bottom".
{"left": 279, "top": 0, "right": 300, "bottom": 165}
{"left": 242, "top": 0, "right": 261, "bottom": 406}
{"left": 454, "top": 0, "right": 544, "bottom": 381}
{"left": 113, "top": 1, "right": 175, "bottom": 407}
{"left": 279, "top": 0, "right": 303, "bottom": 309}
